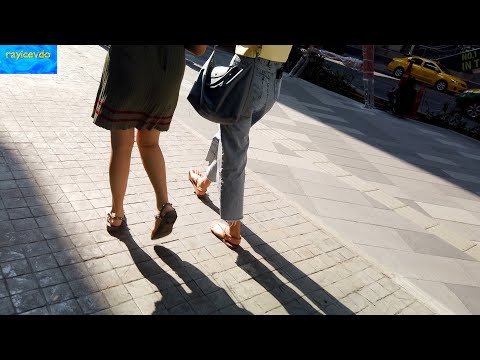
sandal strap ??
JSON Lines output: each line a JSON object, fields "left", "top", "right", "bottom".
{"left": 107, "top": 212, "right": 125, "bottom": 221}
{"left": 155, "top": 203, "right": 174, "bottom": 219}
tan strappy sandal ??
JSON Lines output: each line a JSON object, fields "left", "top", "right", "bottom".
{"left": 210, "top": 221, "right": 241, "bottom": 248}
{"left": 151, "top": 202, "right": 177, "bottom": 240}
{"left": 188, "top": 169, "right": 207, "bottom": 198}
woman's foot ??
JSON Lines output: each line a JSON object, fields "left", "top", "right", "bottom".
{"left": 188, "top": 169, "right": 210, "bottom": 198}
{"left": 151, "top": 203, "right": 177, "bottom": 240}
{"left": 210, "top": 220, "right": 241, "bottom": 248}
{"left": 106, "top": 212, "right": 127, "bottom": 232}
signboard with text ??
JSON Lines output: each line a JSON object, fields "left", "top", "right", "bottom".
{"left": 0, "top": 45, "right": 57, "bottom": 74}
{"left": 439, "top": 49, "right": 479, "bottom": 74}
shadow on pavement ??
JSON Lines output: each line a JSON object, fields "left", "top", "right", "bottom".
{"left": 277, "top": 78, "right": 480, "bottom": 199}
{"left": 199, "top": 197, "right": 354, "bottom": 315}
{"left": 0, "top": 139, "right": 98, "bottom": 315}
{"left": 111, "top": 228, "right": 252, "bottom": 315}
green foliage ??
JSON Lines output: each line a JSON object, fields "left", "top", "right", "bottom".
{"left": 422, "top": 110, "right": 480, "bottom": 140}
{"left": 300, "top": 55, "right": 354, "bottom": 97}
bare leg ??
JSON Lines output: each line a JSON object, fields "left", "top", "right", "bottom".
{"left": 226, "top": 220, "right": 241, "bottom": 238}
{"left": 109, "top": 129, "right": 135, "bottom": 226}
{"left": 136, "top": 129, "right": 173, "bottom": 215}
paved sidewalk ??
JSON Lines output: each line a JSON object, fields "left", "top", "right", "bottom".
{"left": 0, "top": 45, "right": 437, "bottom": 315}
{"left": 182, "top": 48, "right": 480, "bottom": 315}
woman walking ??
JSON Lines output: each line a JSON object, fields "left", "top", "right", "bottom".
{"left": 188, "top": 45, "right": 292, "bottom": 247}
{"left": 93, "top": 45, "right": 206, "bottom": 239}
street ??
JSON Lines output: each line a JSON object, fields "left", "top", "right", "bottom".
{"left": 325, "top": 60, "right": 456, "bottom": 113}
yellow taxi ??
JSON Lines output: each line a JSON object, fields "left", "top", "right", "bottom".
{"left": 387, "top": 56, "right": 467, "bottom": 93}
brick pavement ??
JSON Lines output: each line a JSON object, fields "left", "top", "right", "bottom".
{"left": 0, "top": 45, "right": 434, "bottom": 314}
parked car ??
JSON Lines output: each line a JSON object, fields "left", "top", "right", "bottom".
{"left": 455, "top": 89, "right": 480, "bottom": 120}
{"left": 387, "top": 56, "right": 467, "bottom": 93}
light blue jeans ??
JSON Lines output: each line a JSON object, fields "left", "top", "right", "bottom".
{"left": 205, "top": 54, "right": 284, "bottom": 221}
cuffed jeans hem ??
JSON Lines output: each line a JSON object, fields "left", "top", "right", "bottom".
{"left": 206, "top": 174, "right": 216, "bottom": 183}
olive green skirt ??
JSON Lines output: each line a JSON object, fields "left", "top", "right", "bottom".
{"left": 92, "top": 45, "right": 186, "bottom": 131}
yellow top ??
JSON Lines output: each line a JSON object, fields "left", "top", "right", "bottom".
{"left": 235, "top": 45, "right": 293, "bottom": 63}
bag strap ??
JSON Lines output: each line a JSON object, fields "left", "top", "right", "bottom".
{"left": 210, "top": 45, "right": 218, "bottom": 67}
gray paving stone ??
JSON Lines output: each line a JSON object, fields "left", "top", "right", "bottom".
{"left": 61, "top": 263, "right": 90, "bottom": 281}
{"left": 102, "top": 285, "right": 133, "bottom": 307}
{"left": 115, "top": 265, "right": 144, "bottom": 284}
{"left": 1, "top": 259, "right": 31, "bottom": 278}
{"left": 5, "top": 229, "right": 43, "bottom": 247}
{"left": 3, "top": 197, "right": 27, "bottom": 209}
{"left": 445, "top": 283, "right": 480, "bottom": 314}
{"left": 132, "top": 292, "right": 162, "bottom": 315}
{"left": 0, "top": 279, "right": 8, "bottom": 298}
{"left": 168, "top": 301, "right": 195, "bottom": 315}
{"left": 188, "top": 295, "right": 218, "bottom": 314}
{"left": 20, "top": 306, "right": 50, "bottom": 315}
{"left": 0, "top": 210, "right": 8, "bottom": 222}
{"left": 43, "top": 283, "right": 74, "bottom": 304}
{"left": 125, "top": 278, "right": 155, "bottom": 298}
{"left": 416, "top": 201, "right": 480, "bottom": 226}
{"left": 23, "top": 241, "right": 51, "bottom": 258}
{"left": 50, "top": 299, "right": 83, "bottom": 315}
{"left": 77, "top": 245, "right": 104, "bottom": 261}
{"left": 107, "top": 252, "right": 134, "bottom": 269}
{"left": 36, "top": 268, "right": 65, "bottom": 287}
{"left": 110, "top": 299, "right": 142, "bottom": 315}
{"left": 77, "top": 292, "right": 110, "bottom": 314}
{"left": 28, "top": 205, "right": 53, "bottom": 217}
{"left": 371, "top": 293, "right": 411, "bottom": 315}
{"left": 41, "top": 225, "right": 68, "bottom": 240}
{"left": 339, "top": 292, "right": 372, "bottom": 313}
{"left": 47, "top": 237, "right": 75, "bottom": 253}
{"left": 0, "top": 221, "right": 14, "bottom": 234}
{"left": 70, "top": 276, "right": 100, "bottom": 297}
{"left": 99, "top": 241, "right": 125, "bottom": 256}
{"left": 35, "top": 215, "right": 61, "bottom": 228}
{"left": 408, "top": 278, "right": 471, "bottom": 314}
{"left": 53, "top": 248, "right": 82, "bottom": 267}
{"left": 7, "top": 207, "right": 33, "bottom": 220}
{"left": 194, "top": 276, "right": 221, "bottom": 296}
{"left": 160, "top": 285, "right": 188, "bottom": 309}
{"left": 255, "top": 172, "right": 306, "bottom": 196}
{"left": 11, "top": 289, "right": 46, "bottom": 313}
{"left": 93, "top": 270, "right": 123, "bottom": 291}
{"left": 398, "top": 301, "right": 435, "bottom": 315}
{"left": 0, "top": 297, "right": 15, "bottom": 315}
{"left": 396, "top": 229, "right": 475, "bottom": 261}
{"left": 30, "top": 254, "right": 58, "bottom": 272}
{"left": 12, "top": 218, "right": 38, "bottom": 231}
{"left": 7, "top": 274, "right": 38, "bottom": 295}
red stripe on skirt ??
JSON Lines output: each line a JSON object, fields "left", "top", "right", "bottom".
{"left": 96, "top": 100, "right": 174, "bottom": 121}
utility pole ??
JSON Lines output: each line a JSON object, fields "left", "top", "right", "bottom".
{"left": 363, "top": 45, "right": 375, "bottom": 109}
